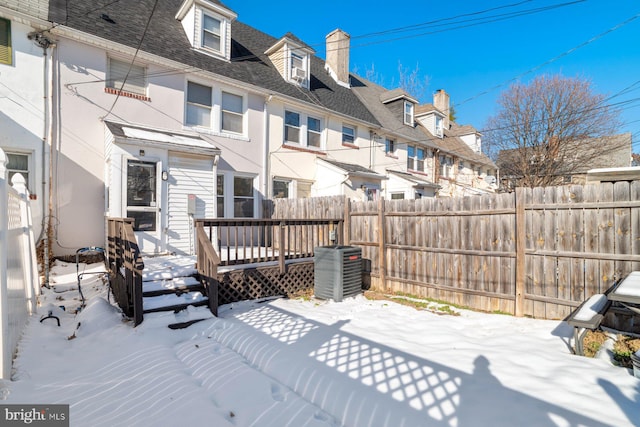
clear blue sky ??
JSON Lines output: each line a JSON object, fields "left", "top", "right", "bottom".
{"left": 230, "top": 0, "right": 640, "bottom": 153}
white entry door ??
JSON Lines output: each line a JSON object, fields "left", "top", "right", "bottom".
{"left": 126, "top": 159, "right": 162, "bottom": 254}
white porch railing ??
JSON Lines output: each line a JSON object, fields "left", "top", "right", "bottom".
{"left": 0, "top": 148, "right": 39, "bottom": 379}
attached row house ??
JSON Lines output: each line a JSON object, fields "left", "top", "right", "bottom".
{"left": 0, "top": 0, "right": 496, "bottom": 258}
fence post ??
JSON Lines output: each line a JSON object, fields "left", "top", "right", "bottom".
{"left": 343, "top": 196, "right": 351, "bottom": 245}
{"left": 378, "top": 197, "right": 387, "bottom": 291}
{"left": 515, "top": 187, "right": 526, "bottom": 317}
{"left": 13, "top": 174, "right": 38, "bottom": 314}
{"left": 278, "top": 221, "right": 285, "bottom": 274}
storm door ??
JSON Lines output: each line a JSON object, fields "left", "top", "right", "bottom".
{"left": 126, "top": 159, "right": 161, "bottom": 253}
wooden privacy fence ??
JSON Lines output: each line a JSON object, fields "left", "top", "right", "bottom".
{"left": 107, "top": 218, "right": 144, "bottom": 326}
{"left": 266, "top": 183, "right": 640, "bottom": 320}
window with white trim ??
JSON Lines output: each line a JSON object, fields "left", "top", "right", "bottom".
{"left": 5, "top": 152, "right": 30, "bottom": 190}
{"left": 407, "top": 145, "right": 425, "bottom": 172}
{"left": 435, "top": 116, "right": 443, "bottom": 137}
{"left": 186, "top": 81, "right": 212, "bottom": 127}
{"left": 284, "top": 110, "right": 323, "bottom": 149}
{"left": 216, "top": 174, "right": 224, "bottom": 217}
{"left": 221, "top": 91, "right": 243, "bottom": 134}
{"left": 439, "top": 155, "right": 453, "bottom": 178}
{"left": 284, "top": 110, "right": 301, "bottom": 144}
{"left": 0, "top": 18, "right": 12, "bottom": 65}
{"left": 107, "top": 58, "right": 146, "bottom": 96}
{"left": 404, "top": 101, "right": 414, "bottom": 126}
{"left": 202, "top": 13, "right": 221, "bottom": 52}
{"left": 233, "top": 176, "right": 254, "bottom": 218}
{"left": 290, "top": 52, "right": 304, "bottom": 80}
{"left": 342, "top": 125, "right": 356, "bottom": 145}
{"left": 385, "top": 138, "right": 396, "bottom": 155}
{"left": 273, "top": 179, "right": 291, "bottom": 198}
{"left": 391, "top": 192, "right": 404, "bottom": 200}
{"left": 307, "top": 116, "right": 321, "bottom": 147}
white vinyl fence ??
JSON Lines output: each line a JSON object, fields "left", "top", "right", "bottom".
{"left": 0, "top": 148, "right": 39, "bottom": 379}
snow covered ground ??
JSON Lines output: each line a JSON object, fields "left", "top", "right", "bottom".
{"left": 2, "top": 259, "right": 639, "bottom": 426}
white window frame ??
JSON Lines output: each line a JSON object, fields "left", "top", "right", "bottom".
{"left": 216, "top": 174, "right": 225, "bottom": 218}
{"left": 107, "top": 57, "right": 147, "bottom": 96}
{"left": 284, "top": 110, "right": 301, "bottom": 144}
{"left": 407, "top": 145, "right": 425, "bottom": 172}
{"left": 439, "top": 155, "right": 453, "bottom": 178}
{"left": 5, "top": 151, "right": 32, "bottom": 191}
{"left": 201, "top": 12, "right": 222, "bottom": 53}
{"left": 435, "top": 116, "right": 443, "bottom": 137}
{"left": 186, "top": 81, "right": 213, "bottom": 128}
{"left": 0, "top": 17, "right": 11, "bottom": 66}
{"left": 233, "top": 175, "right": 255, "bottom": 218}
{"left": 272, "top": 178, "right": 292, "bottom": 199}
{"left": 404, "top": 101, "right": 414, "bottom": 126}
{"left": 288, "top": 48, "right": 309, "bottom": 87}
{"left": 221, "top": 90, "right": 244, "bottom": 135}
{"left": 217, "top": 172, "right": 256, "bottom": 218}
{"left": 342, "top": 124, "right": 356, "bottom": 145}
{"left": 385, "top": 138, "right": 396, "bottom": 155}
{"left": 284, "top": 109, "right": 324, "bottom": 149}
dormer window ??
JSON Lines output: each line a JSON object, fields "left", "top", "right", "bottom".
{"left": 290, "top": 52, "right": 306, "bottom": 82}
{"left": 176, "top": 0, "right": 237, "bottom": 61}
{"left": 266, "top": 33, "right": 314, "bottom": 89}
{"left": 202, "top": 14, "right": 221, "bottom": 52}
{"left": 404, "top": 101, "right": 414, "bottom": 126}
{"left": 435, "top": 116, "right": 443, "bottom": 137}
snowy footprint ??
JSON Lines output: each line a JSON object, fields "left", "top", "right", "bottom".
{"left": 270, "top": 383, "right": 285, "bottom": 402}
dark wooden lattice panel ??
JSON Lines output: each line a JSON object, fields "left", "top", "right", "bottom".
{"left": 217, "top": 261, "right": 314, "bottom": 305}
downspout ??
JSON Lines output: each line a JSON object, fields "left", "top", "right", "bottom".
{"left": 262, "top": 95, "right": 272, "bottom": 203}
{"left": 30, "top": 32, "right": 55, "bottom": 287}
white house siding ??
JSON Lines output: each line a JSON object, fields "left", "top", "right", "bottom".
{"left": 0, "top": 15, "right": 46, "bottom": 240}
{"left": 50, "top": 34, "right": 265, "bottom": 255}
{"left": 268, "top": 98, "right": 376, "bottom": 198}
{"left": 167, "top": 153, "right": 214, "bottom": 255}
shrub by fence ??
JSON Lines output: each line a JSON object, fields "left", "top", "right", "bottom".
{"left": 265, "top": 183, "right": 640, "bottom": 320}
{"left": 0, "top": 148, "right": 39, "bottom": 379}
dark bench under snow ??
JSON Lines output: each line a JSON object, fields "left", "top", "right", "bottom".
{"left": 566, "top": 293, "right": 612, "bottom": 356}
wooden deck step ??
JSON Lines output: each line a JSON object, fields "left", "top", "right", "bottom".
{"left": 143, "top": 291, "right": 208, "bottom": 314}
{"left": 142, "top": 276, "right": 202, "bottom": 297}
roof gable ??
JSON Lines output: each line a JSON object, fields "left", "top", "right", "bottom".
{"left": 48, "top": 0, "right": 378, "bottom": 126}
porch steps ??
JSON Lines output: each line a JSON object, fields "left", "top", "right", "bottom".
{"left": 141, "top": 256, "right": 208, "bottom": 315}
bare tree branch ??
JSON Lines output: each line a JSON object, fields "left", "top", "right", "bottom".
{"left": 485, "top": 74, "right": 626, "bottom": 188}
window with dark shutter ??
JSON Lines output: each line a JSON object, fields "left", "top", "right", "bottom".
{"left": 0, "top": 18, "right": 11, "bottom": 65}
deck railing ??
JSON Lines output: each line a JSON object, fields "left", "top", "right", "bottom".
{"left": 195, "top": 218, "right": 343, "bottom": 272}
{"left": 107, "top": 218, "right": 144, "bottom": 326}
{"left": 195, "top": 222, "right": 220, "bottom": 316}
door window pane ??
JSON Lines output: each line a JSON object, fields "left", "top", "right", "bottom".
{"left": 127, "top": 210, "right": 156, "bottom": 232}
{"left": 127, "top": 161, "right": 156, "bottom": 207}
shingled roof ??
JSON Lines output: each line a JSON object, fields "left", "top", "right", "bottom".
{"left": 47, "top": 0, "right": 378, "bottom": 126}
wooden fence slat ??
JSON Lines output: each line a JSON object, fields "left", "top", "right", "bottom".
{"left": 263, "top": 181, "right": 640, "bottom": 319}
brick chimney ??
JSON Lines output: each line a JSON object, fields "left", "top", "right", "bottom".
{"left": 434, "top": 89, "right": 450, "bottom": 129}
{"left": 325, "top": 29, "right": 350, "bottom": 88}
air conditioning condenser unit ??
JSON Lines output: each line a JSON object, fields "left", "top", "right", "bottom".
{"left": 314, "top": 245, "right": 362, "bottom": 302}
